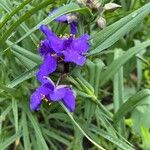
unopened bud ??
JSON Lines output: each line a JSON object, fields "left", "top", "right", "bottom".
{"left": 77, "top": 0, "right": 101, "bottom": 10}
{"left": 97, "top": 17, "right": 106, "bottom": 29}
{"left": 67, "top": 14, "right": 78, "bottom": 23}
{"left": 77, "top": 0, "right": 85, "bottom": 5}
{"left": 86, "top": 0, "right": 101, "bottom": 10}
{"left": 104, "top": 3, "right": 121, "bottom": 11}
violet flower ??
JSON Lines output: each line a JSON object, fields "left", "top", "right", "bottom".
{"left": 30, "top": 78, "right": 75, "bottom": 112}
{"left": 36, "top": 25, "right": 90, "bottom": 83}
{"left": 49, "top": 8, "right": 78, "bottom": 34}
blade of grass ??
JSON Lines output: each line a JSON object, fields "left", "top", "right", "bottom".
{"left": 89, "top": 2, "right": 150, "bottom": 56}
{"left": 22, "top": 112, "right": 31, "bottom": 150}
{"left": 0, "top": 0, "right": 54, "bottom": 42}
{"left": 0, "top": 132, "right": 21, "bottom": 150}
{"left": 0, "top": 0, "right": 31, "bottom": 29}
{"left": 7, "top": 65, "right": 38, "bottom": 88}
{"left": 23, "top": 104, "right": 49, "bottom": 150}
{"left": 99, "top": 40, "right": 150, "bottom": 87}
{"left": 60, "top": 102, "right": 106, "bottom": 150}
{"left": 113, "top": 89, "right": 150, "bottom": 123}
{"left": 7, "top": 40, "right": 41, "bottom": 63}
{"left": 0, "top": 0, "right": 38, "bottom": 44}
{"left": 90, "top": 125, "right": 134, "bottom": 150}
{"left": 113, "top": 49, "right": 125, "bottom": 136}
{"left": 12, "top": 98, "right": 18, "bottom": 133}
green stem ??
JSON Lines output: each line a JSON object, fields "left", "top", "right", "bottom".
{"left": 113, "top": 49, "right": 125, "bottom": 136}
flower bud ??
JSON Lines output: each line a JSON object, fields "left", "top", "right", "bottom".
{"left": 104, "top": 3, "right": 121, "bottom": 11}
{"left": 77, "top": 0, "right": 101, "bottom": 10}
{"left": 97, "top": 17, "right": 106, "bottom": 29}
{"left": 67, "top": 14, "right": 78, "bottom": 23}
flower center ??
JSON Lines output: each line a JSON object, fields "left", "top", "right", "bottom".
{"left": 59, "top": 34, "right": 75, "bottom": 39}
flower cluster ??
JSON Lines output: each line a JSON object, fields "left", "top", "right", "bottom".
{"left": 30, "top": 9, "right": 90, "bottom": 112}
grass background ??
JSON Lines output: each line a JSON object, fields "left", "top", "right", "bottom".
{"left": 0, "top": 0, "right": 150, "bottom": 149}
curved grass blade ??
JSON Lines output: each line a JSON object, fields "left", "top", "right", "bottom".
{"left": 0, "top": 132, "right": 21, "bottom": 150}
{"left": 99, "top": 40, "right": 150, "bottom": 87}
{"left": 0, "top": 0, "right": 38, "bottom": 44}
{"left": 60, "top": 102, "right": 106, "bottom": 150}
{"left": 7, "top": 40, "right": 41, "bottom": 63}
{"left": 42, "top": 128, "right": 70, "bottom": 146}
{"left": 7, "top": 65, "right": 38, "bottom": 88}
{"left": 89, "top": 2, "right": 150, "bottom": 56}
{"left": 0, "top": 0, "right": 54, "bottom": 42}
{"left": 23, "top": 104, "right": 49, "bottom": 150}
{"left": 22, "top": 112, "right": 31, "bottom": 150}
{"left": 113, "top": 89, "right": 150, "bottom": 123}
{"left": 90, "top": 125, "right": 134, "bottom": 150}
{"left": 13, "top": 51, "right": 37, "bottom": 69}
{"left": 0, "top": 0, "right": 31, "bottom": 29}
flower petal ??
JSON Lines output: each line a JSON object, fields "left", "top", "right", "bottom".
{"left": 70, "top": 22, "right": 77, "bottom": 35}
{"left": 30, "top": 82, "right": 54, "bottom": 111}
{"left": 62, "top": 88, "right": 75, "bottom": 112}
{"left": 30, "top": 91, "right": 43, "bottom": 111}
{"left": 50, "top": 86, "right": 66, "bottom": 101}
{"left": 63, "top": 50, "right": 86, "bottom": 66}
{"left": 40, "top": 25, "right": 55, "bottom": 38}
{"left": 36, "top": 55, "right": 57, "bottom": 83}
{"left": 71, "top": 34, "right": 90, "bottom": 53}
{"left": 49, "top": 8, "right": 67, "bottom": 22}
{"left": 39, "top": 39, "right": 53, "bottom": 56}
{"left": 40, "top": 25, "right": 64, "bottom": 52}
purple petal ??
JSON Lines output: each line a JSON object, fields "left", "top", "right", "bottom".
{"left": 40, "top": 25, "right": 55, "bottom": 39}
{"left": 30, "top": 91, "right": 43, "bottom": 111}
{"left": 39, "top": 39, "right": 54, "bottom": 56}
{"left": 40, "top": 25, "right": 64, "bottom": 53}
{"left": 63, "top": 50, "right": 86, "bottom": 66}
{"left": 62, "top": 88, "right": 75, "bottom": 112}
{"left": 71, "top": 34, "right": 90, "bottom": 53}
{"left": 49, "top": 85, "right": 67, "bottom": 101}
{"left": 70, "top": 22, "right": 77, "bottom": 35}
{"left": 36, "top": 55, "right": 57, "bottom": 83}
{"left": 49, "top": 8, "right": 67, "bottom": 22}
{"left": 30, "top": 82, "right": 54, "bottom": 111}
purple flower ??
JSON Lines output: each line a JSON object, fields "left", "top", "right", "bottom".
{"left": 30, "top": 78, "right": 75, "bottom": 112}
{"left": 49, "top": 8, "right": 78, "bottom": 34}
{"left": 36, "top": 25, "right": 90, "bottom": 83}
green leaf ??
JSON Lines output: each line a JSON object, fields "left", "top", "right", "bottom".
{"left": 60, "top": 102, "right": 106, "bottom": 150}
{"left": 23, "top": 104, "right": 49, "bottom": 150}
{"left": 131, "top": 96, "right": 150, "bottom": 133}
{"left": 0, "top": 84, "right": 16, "bottom": 94}
{"left": 90, "top": 125, "right": 134, "bottom": 150}
{"left": 7, "top": 65, "right": 38, "bottom": 88}
{"left": 22, "top": 112, "right": 31, "bottom": 150}
{"left": 0, "top": 0, "right": 55, "bottom": 43}
{"left": 7, "top": 40, "right": 41, "bottom": 64}
{"left": 43, "top": 128, "right": 70, "bottom": 146}
{"left": 0, "top": 0, "right": 31, "bottom": 29}
{"left": 0, "top": 132, "right": 21, "bottom": 150}
{"left": 12, "top": 99, "right": 18, "bottom": 133}
{"left": 13, "top": 51, "right": 37, "bottom": 69}
{"left": 141, "top": 127, "right": 150, "bottom": 149}
{"left": 89, "top": 2, "right": 150, "bottom": 56}
{"left": 0, "top": 0, "right": 38, "bottom": 44}
{"left": 99, "top": 40, "right": 150, "bottom": 87}
{"left": 113, "top": 89, "right": 150, "bottom": 123}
